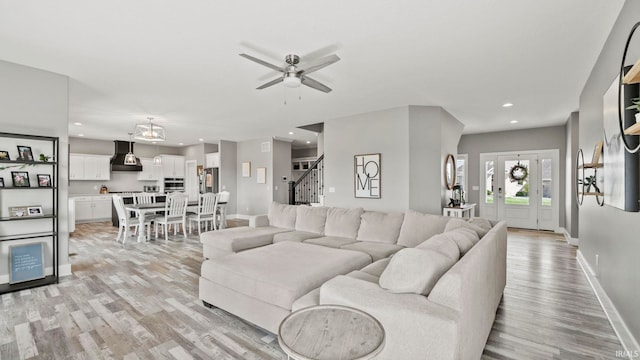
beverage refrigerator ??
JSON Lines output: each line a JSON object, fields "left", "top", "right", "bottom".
{"left": 200, "top": 168, "right": 219, "bottom": 193}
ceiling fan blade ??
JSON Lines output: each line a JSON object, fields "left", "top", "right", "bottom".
{"left": 239, "top": 54, "right": 283, "bottom": 72}
{"left": 301, "top": 76, "right": 332, "bottom": 93}
{"left": 298, "top": 54, "right": 340, "bottom": 75}
{"left": 257, "top": 77, "right": 284, "bottom": 90}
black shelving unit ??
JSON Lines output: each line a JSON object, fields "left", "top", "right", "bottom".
{"left": 0, "top": 132, "right": 59, "bottom": 294}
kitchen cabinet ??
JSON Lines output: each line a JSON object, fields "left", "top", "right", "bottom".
{"left": 138, "top": 158, "right": 162, "bottom": 181}
{"left": 160, "top": 155, "right": 185, "bottom": 178}
{"left": 69, "top": 153, "right": 111, "bottom": 180}
{"left": 205, "top": 152, "right": 220, "bottom": 168}
{"left": 73, "top": 195, "right": 112, "bottom": 222}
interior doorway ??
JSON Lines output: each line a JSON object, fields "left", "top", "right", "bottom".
{"left": 479, "top": 150, "right": 559, "bottom": 231}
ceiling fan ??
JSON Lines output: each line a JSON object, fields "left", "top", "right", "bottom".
{"left": 239, "top": 53, "right": 340, "bottom": 93}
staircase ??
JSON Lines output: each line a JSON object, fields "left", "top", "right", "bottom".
{"left": 289, "top": 154, "right": 324, "bottom": 205}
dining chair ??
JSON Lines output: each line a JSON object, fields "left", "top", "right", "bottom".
{"left": 188, "top": 192, "right": 219, "bottom": 234}
{"left": 155, "top": 193, "right": 189, "bottom": 242}
{"left": 134, "top": 192, "right": 155, "bottom": 205}
{"left": 216, "top": 191, "right": 230, "bottom": 229}
{"left": 113, "top": 194, "right": 152, "bottom": 244}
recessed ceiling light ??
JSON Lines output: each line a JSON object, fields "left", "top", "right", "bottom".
{"left": 199, "top": 138, "right": 204, "bottom": 142}
{"left": 510, "top": 120, "right": 518, "bottom": 124}
{"left": 73, "top": 122, "right": 82, "bottom": 126}
{"left": 288, "top": 131, "right": 294, "bottom": 135}
{"left": 78, "top": 133, "right": 84, "bottom": 137}
{"left": 179, "top": 142, "right": 184, "bottom": 146}
{"left": 306, "top": 140, "right": 311, "bottom": 144}
{"left": 502, "top": 103, "right": 514, "bottom": 107}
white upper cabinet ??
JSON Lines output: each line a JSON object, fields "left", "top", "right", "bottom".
{"left": 138, "top": 158, "right": 161, "bottom": 181}
{"left": 69, "top": 154, "right": 111, "bottom": 180}
{"left": 205, "top": 152, "right": 220, "bottom": 168}
{"left": 160, "top": 155, "right": 186, "bottom": 178}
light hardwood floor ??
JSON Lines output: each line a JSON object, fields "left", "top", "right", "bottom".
{"left": 0, "top": 223, "right": 624, "bottom": 359}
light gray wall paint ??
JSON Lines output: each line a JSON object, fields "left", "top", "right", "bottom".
{"left": 218, "top": 140, "right": 237, "bottom": 214}
{"left": 439, "top": 108, "right": 466, "bottom": 208}
{"left": 457, "top": 125, "right": 567, "bottom": 228}
{"left": 565, "top": 112, "right": 580, "bottom": 238}
{"left": 272, "top": 140, "right": 292, "bottom": 204}
{"left": 236, "top": 138, "right": 272, "bottom": 215}
{"left": 324, "top": 106, "right": 410, "bottom": 212}
{"left": 0, "top": 59, "right": 70, "bottom": 277}
{"left": 204, "top": 143, "right": 218, "bottom": 154}
{"left": 180, "top": 144, "right": 205, "bottom": 165}
{"left": 578, "top": 0, "right": 640, "bottom": 343}
{"left": 317, "top": 132, "right": 324, "bottom": 156}
{"left": 292, "top": 148, "right": 317, "bottom": 159}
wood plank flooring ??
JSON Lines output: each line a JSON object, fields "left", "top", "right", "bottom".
{"left": 0, "top": 223, "right": 624, "bottom": 359}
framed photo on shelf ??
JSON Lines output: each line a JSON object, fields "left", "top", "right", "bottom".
{"left": 16, "top": 145, "right": 34, "bottom": 161}
{"left": 11, "top": 171, "right": 30, "bottom": 187}
{"left": 0, "top": 177, "right": 4, "bottom": 188}
{"left": 37, "top": 174, "right": 52, "bottom": 187}
{"left": 0, "top": 150, "right": 9, "bottom": 160}
{"left": 9, "top": 206, "right": 29, "bottom": 218}
{"left": 27, "top": 206, "right": 44, "bottom": 216}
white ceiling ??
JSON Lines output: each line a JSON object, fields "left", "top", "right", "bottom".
{"left": 0, "top": 0, "right": 624, "bottom": 147}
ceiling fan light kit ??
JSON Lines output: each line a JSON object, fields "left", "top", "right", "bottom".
{"left": 240, "top": 52, "right": 340, "bottom": 93}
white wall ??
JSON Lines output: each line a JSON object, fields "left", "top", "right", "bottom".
{"left": 323, "top": 105, "right": 463, "bottom": 213}
{"left": 218, "top": 140, "right": 237, "bottom": 215}
{"left": 0, "top": 59, "right": 70, "bottom": 277}
{"left": 236, "top": 138, "right": 272, "bottom": 215}
{"left": 272, "top": 140, "right": 292, "bottom": 204}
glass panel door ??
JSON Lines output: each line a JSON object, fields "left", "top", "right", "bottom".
{"left": 497, "top": 154, "right": 538, "bottom": 229}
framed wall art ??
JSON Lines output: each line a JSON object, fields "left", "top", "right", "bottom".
{"left": 256, "top": 167, "right": 266, "bottom": 184}
{"left": 37, "top": 174, "right": 52, "bottom": 187}
{"left": 354, "top": 153, "right": 381, "bottom": 199}
{"left": 9, "top": 242, "right": 45, "bottom": 284}
{"left": 242, "top": 162, "right": 251, "bottom": 177}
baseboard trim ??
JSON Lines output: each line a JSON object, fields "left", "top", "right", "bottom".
{"left": 561, "top": 227, "right": 579, "bottom": 246}
{"left": 59, "top": 263, "right": 72, "bottom": 277}
{"left": 577, "top": 250, "right": 640, "bottom": 357}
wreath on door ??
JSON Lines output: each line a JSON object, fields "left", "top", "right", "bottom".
{"left": 509, "top": 162, "right": 528, "bottom": 184}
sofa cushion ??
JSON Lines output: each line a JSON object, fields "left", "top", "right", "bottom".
{"left": 267, "top": 202, "right": 297, "bottom": 229}
{"left": 356, "top": 211, "right": 405, "bottom": 244}
{"left": 273, "top": 231, "right": 323, "bottom": 244}
{"left": 291, "top": 288, "right": 320, "bottom": 312}
{"left": 200, "top": 226, "right": 290, "bottom": 252}
{"left": 397, "top": 210, "right": 451, "bottom": 247}
{"left": 324, "top": 207, "right": 364, "bottom": 239}
{"left": 340, "top": 241, "right": 405, "bottom": 262}
{"left": 379, "top": 248, "right": 457, "bottom": 295}
{"left": 444, "top": 218, "right": 490, "bottom": 239}
{"left": 295, "top": 206, "right": 328, "bottom": 234}
{"left": 201, "top": 242, "right": 371, "bottom": 310}
{"left": 446, "top": 227, "right": 479, "bottom": 255}
{"left": 468, "top": 217, "right": 493, "bottom": 237}
{"left": 346, "top": 270, "right": 380, "bottom": 283}
{"left": 304, "top": 236, "right": 358, "bottom": 249}
{"left": 360, "top": 258, "right": 391, "bottom": 277}
{"left": 417, "top": 234, "right": 461, "bottom": 261}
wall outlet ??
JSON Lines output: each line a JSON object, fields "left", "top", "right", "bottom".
{"left": 472, "top": 185, "right": 479, "bottom": 191}
{"left": 93, "top": 185, "right": 98, "bottom": 190}
{"left": 246, "top": 207, "right": 249, "bottom": 212}
{"left": 222, "top": 185, "right": 226, "bottom": 190}
{"left": 275, "top": 185, "right": 278, "bottom": 191}
{"left": 329, "top": 187, "right": 336, "bottom": 193}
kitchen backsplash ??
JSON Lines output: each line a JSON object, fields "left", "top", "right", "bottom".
{"left": 69, "top": 171, "right": 157, "bottom": 194}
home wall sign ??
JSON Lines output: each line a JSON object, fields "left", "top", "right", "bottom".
{"left": 9, "top": 242, "right": 45, "bottom": 284}
{"left": 354, "top": 153, "right": 381, "bottom": 199}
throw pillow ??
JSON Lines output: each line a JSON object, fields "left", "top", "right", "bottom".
{"left": 324, "top": 207, "right": 364, "bottom": 239}
{"left": 295, "top": 206, "right": 328, "bottom": 234}
{"left": 416, "top": 233, "right": 460, "bottom": 261}
{"left": 397, "top": 210, "right": 451, "bottom": 248}
{"left": 356, "top": 211, "right": 405, "bottom": 244}
{"left": 444, "top": 227, "right": 478, "bottom": 256}
{"left": 468, "top": 217, "right": 492, "bottom": 237}
{"left": 267, "top": 202, "right": 297, "bottom": 229}
{"left": 444, "top": 218, "right": 490, "bottom": 239}
{"left": 379, "top": 248, "right": 457, "bottom": 295}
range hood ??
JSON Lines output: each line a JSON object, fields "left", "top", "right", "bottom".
{"left": 110, "top": 140, "right": 142, "bottom": 171}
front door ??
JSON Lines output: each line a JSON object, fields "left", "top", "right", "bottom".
{"left": 480, "top": 151, "right": 558, "bottom": 230}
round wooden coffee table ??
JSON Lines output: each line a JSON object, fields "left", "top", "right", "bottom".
{"left": 278, "top": 305, "right": 385, "bottom": 360}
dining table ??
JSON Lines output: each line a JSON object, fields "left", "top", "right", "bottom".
{"left": 124, "top": 201, "right": 198, "bottom": 242}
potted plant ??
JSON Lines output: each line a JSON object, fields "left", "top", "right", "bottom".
{"left": 626, "top": 97, "right": 640, "bottom": 123}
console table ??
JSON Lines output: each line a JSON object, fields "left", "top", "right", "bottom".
{"left": 278, "top": 305, "right": 385, "bottom": 360}
{"left": 443, "top": 203, "right": 476, "bottom": 218}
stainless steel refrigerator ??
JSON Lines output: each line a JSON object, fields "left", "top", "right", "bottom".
{"left": 200, "top": 168, "right": 219, "bottom": 193}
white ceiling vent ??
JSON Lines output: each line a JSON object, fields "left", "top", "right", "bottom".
{"left": 261, "top": 141, "right": 271, "bottom": 153}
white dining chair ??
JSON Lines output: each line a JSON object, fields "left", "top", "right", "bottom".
{"left": 134, "top": 192, "right": 155, "bottom": 205}
{"left": 113, "top": 194, "right": 152, "bottom": 244}
{"left": 216, "top": 191, "right": 230, "bottom": 229}
{"left": 188, "top": 192, "right": 219, "bottom": 234}
{"left": 155, "top": 193, "right": 189, "bottom": 242}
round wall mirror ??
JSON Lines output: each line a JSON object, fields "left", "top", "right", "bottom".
{"left": 444, "top": 154, "right": 456, "bottom": 190}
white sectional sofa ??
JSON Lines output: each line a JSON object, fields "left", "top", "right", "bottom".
{"left": 199, "top": 202, "right": 507, "bottom": 360}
